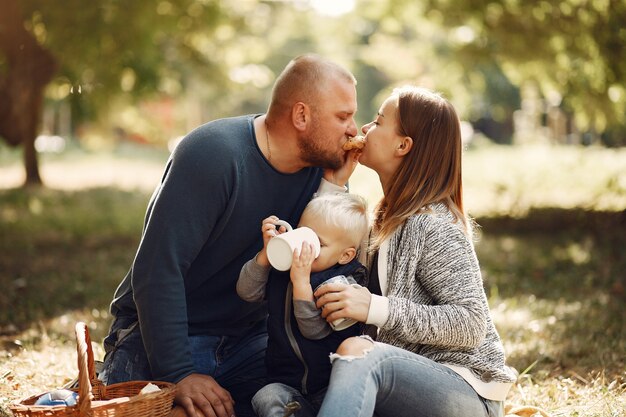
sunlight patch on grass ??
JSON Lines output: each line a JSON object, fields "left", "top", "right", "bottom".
{"left": 339, "top": 144, "right": 626, "bottom": 218}
{"left": 492, "top": 296, "right": 626, "bottom": 416}
{"left": 0, "top": 147, "right": 168, "bottom": 192}
{"left": 463, "top": 144, "right": 626, "bottom": 216}
{"left": 0, "top": 309, "right": 109, "bottom": 416}
{"left": 2, "top": 144, "right": 625, "bottom": 218}
{"left": 508, "top": 370, "right": 626, "bottom": 416}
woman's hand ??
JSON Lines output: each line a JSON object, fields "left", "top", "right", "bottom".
{"left": 323, "top": 149, "right": 361, "bottom": 187}
{"left": 314, "top": 282, "right": 372, "bottom": 324}
{"left": 256, "top": 215, "right": 288, "bottom": 267}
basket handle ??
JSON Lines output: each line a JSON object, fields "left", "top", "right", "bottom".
{"left": 75, "top": 322, "right": 94, "bottom": 416}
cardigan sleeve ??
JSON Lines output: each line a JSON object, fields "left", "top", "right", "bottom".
{"left": 382, "top": 215, "right": 487, "bottom": 349}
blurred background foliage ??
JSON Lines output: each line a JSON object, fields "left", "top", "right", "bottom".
{"left": 1, "top": 0, "right": 626, "bottom": 186}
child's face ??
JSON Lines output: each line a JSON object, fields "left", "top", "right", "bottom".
{"left": 298, "top": 213, "right": 356, "bottom": 273}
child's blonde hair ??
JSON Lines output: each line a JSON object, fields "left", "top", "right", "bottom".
{"left": 302, "top": 193, "right": 369, "bottom": 247}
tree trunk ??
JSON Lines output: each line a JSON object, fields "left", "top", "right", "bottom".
{"left": 0, "top": 0, "right": 57, "bottom": 187}
{"left": 23, "top": 122, "right": 43, "bottom": 186}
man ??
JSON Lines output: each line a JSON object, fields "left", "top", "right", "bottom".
{"left": 100, "top": 54, "right": 359, "bottom": 417}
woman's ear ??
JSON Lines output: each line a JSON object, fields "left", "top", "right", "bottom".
{"left": 397, "top": 135, "right": 413, "bottom": 156}
{"left": 337, "top": 247, "right": 357, "bottom": 265}
{"left": 292, "top": 102, "right": 310, "bottom": 132}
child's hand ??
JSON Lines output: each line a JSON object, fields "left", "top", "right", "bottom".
{"left": 323, "top": 148, "right": 360, "bottom": 187}
{"left": 290, "top": 242, "right": 315, "bottom": 301}
{"left": 290, "top": 242, "right": 315, "bottom": 285}
{"left": 256, "top": 215, "right": 288, "bottom": 267}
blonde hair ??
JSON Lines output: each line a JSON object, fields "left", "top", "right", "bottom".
{"left": 302, "top": 193, "right": 369, "bottom": 248}
{"left": 372, "top": 85, "right": 469, "bottom": 249}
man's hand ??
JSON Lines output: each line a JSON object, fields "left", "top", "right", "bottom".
{"left": 175, "top": 373, "right": 235, "bottom": 417}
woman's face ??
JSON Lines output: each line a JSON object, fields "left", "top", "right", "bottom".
{"left": 359, "top": 95, "right": 406, "bottom": 181}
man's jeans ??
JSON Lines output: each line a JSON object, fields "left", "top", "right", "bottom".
{"left": 251, "top": 383, "right": 327, "bottom": 417}
{"left": 317, "top": 341, "right": 505, "bottom": 417}
{"left": 100, "top": 317, "right": 268, "bottom": 417}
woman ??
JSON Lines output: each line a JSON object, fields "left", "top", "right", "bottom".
{"left": 314, "top": 86, "right": 517, "bottom": 417}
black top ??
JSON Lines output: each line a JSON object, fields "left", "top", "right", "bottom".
{"left": 367, "top": 250, "right": 382, "bottom": 296}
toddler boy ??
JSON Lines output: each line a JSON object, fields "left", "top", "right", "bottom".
{"left": 237, "top": 192, "right": 369, "bottom": 417}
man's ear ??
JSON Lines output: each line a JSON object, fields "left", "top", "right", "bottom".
{"left": 396, "top": 135, "right": 413, "bottom": 156}
{"left": 292, "top": 102, "right": 310, "bottom": 132}
{"left": 337, "top": 247, "right": 357, "bottom": 265}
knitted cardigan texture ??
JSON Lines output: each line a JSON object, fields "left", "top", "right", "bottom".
{"left": 374, "top": 203, "right": 517, "bottom": 384}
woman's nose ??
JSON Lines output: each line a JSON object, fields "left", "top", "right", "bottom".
{"left": 361, "top": 123, "right": 371, "bottom": 134}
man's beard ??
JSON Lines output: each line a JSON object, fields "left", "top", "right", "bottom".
{"left": 298, "top": 124, "right": 344, "bottom": 170}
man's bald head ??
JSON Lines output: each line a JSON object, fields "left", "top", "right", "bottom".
{"left": 268, "top": 54, "right": 356, "bottom": 118}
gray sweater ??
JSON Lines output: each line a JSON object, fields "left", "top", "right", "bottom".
{"left": 371, "top": 203, "right": 517, "bottom": 386}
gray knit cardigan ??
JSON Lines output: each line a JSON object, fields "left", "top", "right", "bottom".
{"left": 371, "top": 203, "right": 517, "bottom": 384}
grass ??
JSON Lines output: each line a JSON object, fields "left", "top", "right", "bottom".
{"left": 0, "top": 187, "right": 146, "bottom": 330}
{"left": 0, "top": 143, "right": 625, "bottom": 416}
{"left": 478, "top": 210, "right": 625, "bottom": 416}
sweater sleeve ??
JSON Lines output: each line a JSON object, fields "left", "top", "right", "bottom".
{"left": 293, "top": 300, "right": 333, "bottom": 339}
{"left": 383, "top": 216, "right": 487, "bottom": 349}
{"left": 237, "top": 256, "right": 270, "bottom": 302}
{"left": 131, "top": 131, "right": 236, "bottom": 383}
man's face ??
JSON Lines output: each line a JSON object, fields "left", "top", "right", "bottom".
{"left": 298, "top": 78, "right": 358, "bottom": 170}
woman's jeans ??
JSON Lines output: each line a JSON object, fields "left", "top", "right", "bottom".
{"left": 317, "top": 341, "right": 504, "bottom": 417}
{"left": 100, "top": 316, "right": 268, "bottom": 417}
{"left": 252, "top": 383, "right": 326, "bottom": 417}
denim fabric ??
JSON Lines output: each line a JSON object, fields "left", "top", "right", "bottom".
{"left": 317, "top": 342, "right": 504, "bottom": 417}
{"left": 100, "top": 317, "right": 268, "bottom": 417}
{"left": 100, "top": 318, "right": 149, "bottom": 384}
{"left": 252, "top": 383, "right": 326, "bottom": 417}
{"left": 187, "top": 327, "right": 268, "bottom": 417}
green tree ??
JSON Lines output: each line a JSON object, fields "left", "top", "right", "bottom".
{"left": 0, "top": 0, "right": 56, "bottom": 185}
{"left": 0, "top": 0, "right": 248, "bottom": 186}
{"left": 420, "top": 0, "right": 626, "bottom": 140}
{"left": 345, "top": 0, "right": 516, "bottom": 129}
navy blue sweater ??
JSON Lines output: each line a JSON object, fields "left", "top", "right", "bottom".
{"left": 109, "top": 115, "right": 323, "bottom": 383}
{"left": 265, "top": 260, "right": 367, "bottom": 395}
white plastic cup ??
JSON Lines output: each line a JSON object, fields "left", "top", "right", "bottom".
{"left": 266, "top": 220, "right": 321, "bottom": 271}
{"left": 314, "top": 275, "right": 359, "bottom": 331}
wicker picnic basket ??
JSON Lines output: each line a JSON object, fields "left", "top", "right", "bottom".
{"left": 10, "top": 322, "right": 176, "bottom": 417}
